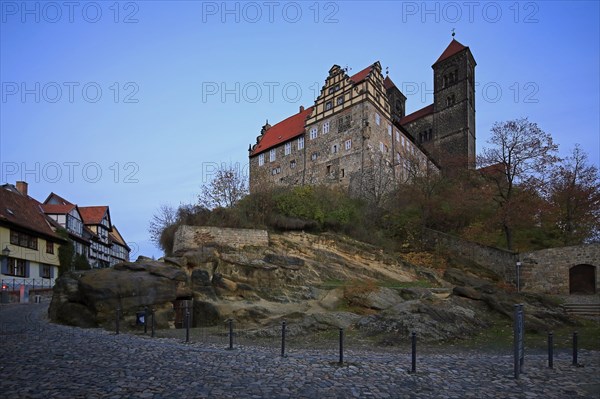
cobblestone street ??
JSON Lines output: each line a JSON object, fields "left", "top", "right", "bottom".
{"left": 1, "top": 303, "right": 598, "bottom": 398}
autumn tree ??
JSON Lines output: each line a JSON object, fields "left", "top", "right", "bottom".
{"left": 547, "top": 145, "right": 600, "bottom": 245}
{"left": 477, "top": 118, "right": 559, "bottom": 250}
{"left": 199, "top": 166, "right": 248, "bottom": 209}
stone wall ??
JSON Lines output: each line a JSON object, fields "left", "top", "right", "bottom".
{"left": 424, "top": 228, "right": 600, "bottom": 295}
{"left": 173, "top": 226, "right": 269, "bottom": 254}
{"left": 423, "top": 228, "right": 517, "bottom": 281}
{"left": 520, "top": 244, "right": 600, "bottom": 294}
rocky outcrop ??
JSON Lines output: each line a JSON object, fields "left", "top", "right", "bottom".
{"left": 49, "top": 228, "right": 578, "bottom": 343}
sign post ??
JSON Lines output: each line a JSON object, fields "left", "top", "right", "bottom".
{"left": 513, "top": 304, "right": 524, "bottom": 378}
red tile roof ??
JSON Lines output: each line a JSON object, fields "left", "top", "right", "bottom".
{"left": 41, "top": 204, "right": 76, "bottom": 214}
{"left": 383, "top": 76, "right": 396, "bottom": 90}
{"left": 349, "top": 65, "right": 373, "bottom": 83}
{"left": 434, "top": 39, "right": 467, "bottom": 65}
{"left": 399, "top": 104, "right": 434, "bottom": 125}
{"left": 0, "top": 186, "right": 62, "bottom": 240}
{"left": 79, "top": 206, "right": 108, "bottom": 225}
{"left": 250, "top": 106, "right": 314, "bottom": 156}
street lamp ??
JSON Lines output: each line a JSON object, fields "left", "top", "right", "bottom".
{"left": 516, "top": 261, "right": 522, "bottom": 293}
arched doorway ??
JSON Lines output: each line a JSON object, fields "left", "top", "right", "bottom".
{"left": 569, "top": 265, "right": 596, "bottom": 294}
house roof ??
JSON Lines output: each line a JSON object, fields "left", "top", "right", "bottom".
{"left": 434, "top": 39, "right": 467, "bottom": 65}
{"left": 0, "top": 185, "right": 62, "bottom": 241}
{"left": 41, "top": 204, "right": 76, "bottom": 214}
{"left": 383, "top": 76, "right": 396, "bottom": 90}
{"left": 79, "top": 206, "right": 109, "bottom": 225}
{"left": 44, "top": 192, "right": 74, "bottom": 206}
{"left": 109, "top": 225, "right": 130, "bottom": 250}
{"left": 250, "top": 106, "right": 314, "bottom": 156}
{"left": 399, "top": 104, "right": 434, "bottom": 125}
{"left": 348, "top": 65, "right": 373, "bottom": 83}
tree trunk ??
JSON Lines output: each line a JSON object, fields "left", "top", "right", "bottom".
{"left": 503, "top": 223, "right": 513, "bottom": 251}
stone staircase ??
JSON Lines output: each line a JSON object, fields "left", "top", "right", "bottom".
{"left": 561, "top": 295, "right": 600, "bottom": 318}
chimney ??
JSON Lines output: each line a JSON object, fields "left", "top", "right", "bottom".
{"left": 16, "top": 181, "right": 28, "bottom": 196}
{"left": 299, "top": 105, "right": 304, "bottom": 113}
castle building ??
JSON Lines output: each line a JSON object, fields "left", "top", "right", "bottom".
{"left": 248, "top": 39, "right": 476, "bottom": 193}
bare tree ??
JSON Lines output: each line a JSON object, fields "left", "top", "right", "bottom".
{"left": 478, "top": 118, "right": 559, "bottom": 250}
{"left": 199, "top": 166, "right": 248, "bottom": 209}
{"left": 548, "top": 145, "right": 600, "bottom": 245}
{"left": 148, "top": 204, "right": 177, "bottom": 247}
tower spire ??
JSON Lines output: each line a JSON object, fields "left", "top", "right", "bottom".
{"left": 451, "top": 28, "right": 456, "bottom": 38}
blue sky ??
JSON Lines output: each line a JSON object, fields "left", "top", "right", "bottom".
{"left": 1, "top": 1, "right": 599, "bottom": 259}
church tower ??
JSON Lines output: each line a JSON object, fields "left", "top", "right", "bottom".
{"left": 431, "top": 38, "right": 476, "bottom": 169}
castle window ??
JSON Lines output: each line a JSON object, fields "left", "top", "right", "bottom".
{"left": 46, "top": 241, "right": 54, "bottom": 254}
{"left": 345, "top": 139, "right": 352, "bottom": 150}
{"left": 340, "top": 169, "right": 345, "bottom": 178}
{"left": 396, "top": 152, "right": 401, "bottom": 163}
{"left": 311, "top": 153, "right": 318, "bottom": 161}
{"left": 337, "top": 115, "right": 351, "bottom": 132}
{"left": 310, "top": 127, "right": 318, "bottom": 140}
{"left": 332, "top": 144, "right": 338, "bottom": 154}
{"left": 298, "top": 137, "right": 304, "bottom": 150}
{"left": 375, "top": 113, "right": 381, "bottom": 126}
{"left": 284, "top": 142, "right": 291, "bottom": 155}
{"left": 336, "top": 96, "right": 344, "bottom": 106}
{"left": 446, "top": 94, "right": 456, "bottom": 107}
{"left": 258, "top": 154, "right": 264, "bottom": 166}
{"left": 443, "top": 75, "right": 449, "bottom": 87}
{"left": 326, "top": 165, "right": 331, "bottom": 176}
{"left": 290, "top": 160, "right": 296, "bottom": 169}
{"left": 325, "top": 101, "right": 333, "bottom": 110}
{"left": 323, "top": 121, "right": 330, "bottom": 134}
{"left": 395, "top": 131, "right": 400, "bottom": 142}
{"left": 379, "top": 142, "right": 384, "bottom": 152}
{"left": 401, "top": 136, "right": 405, "bottom": 147}
{"left": 270, "top": 149, "right": 276, "bottom": 162}
{"left": 388, "top": 124, "right": 392, "bottom": 136}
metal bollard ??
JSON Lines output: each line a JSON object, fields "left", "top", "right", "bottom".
{"left": 339, "top": 328, "right": 344, "bottom": 365}
{"left": 228, "top": 319, "right": 234, "bottom": 350}
{"left": 151, "top": 308, "right": 156, "bottom": 338}
{"left": 115, "top": 307, "right": 120, "bottom": 335}
{"left": 281, "top": 321, "right": 286, "bottom": 357}
{"left": 144, "top": 306, "right": 148, "bottom": 334}
{"left": 548, "top": 332, "right": 553, "bottom": 368}
{"left": 411, "top": 332, "right": 417, "bottom": 373}
{"left": 572, "top": 331, "right": 578, "bottom": 366}
{"left": 185, "top": 309, "right": 190, "bottom": 343}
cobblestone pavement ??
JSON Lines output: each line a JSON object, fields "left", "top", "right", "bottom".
{"left": 1, "top": 303, "right": 599, "bottom": 398}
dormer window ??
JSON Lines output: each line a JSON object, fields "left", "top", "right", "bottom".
{"left": 336, "top": 96, "right": 344, "bottom": 106}
{"left": 325, "top": 101, "right": 333, "bottom": 110}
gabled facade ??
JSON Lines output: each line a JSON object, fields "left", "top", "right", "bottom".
{"left": 0, "top": 182, "right": 65, "bottom": 288}
{"left": 43, "top": 194, "right": 130, "bottom": 268}
{"left": 248, "top": 39, "right": 476, "bottom": 192}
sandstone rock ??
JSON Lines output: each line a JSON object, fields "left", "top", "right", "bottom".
{"left": 364, "top": 288, "right": 402, "bottom": 310}
{"left": 191, "top": 269, "right": 211, "bottom": 287}
{"left": 319, "top": 288, "right": 344, "bottom": 310}
{"left": 263, "top": 253, "right": 305, "bottom": 270}
{"left": 183, "top": 248, "right": 219, "bottom": 267}
{"left": 444, "top": 268, "right": 492, "bottom": 289}
{"left": 453, "top": 286, "right": 482, "bottom": 300}
{"left": 53, "top": 302, "right": 97, "bottom": 328}
{"left": 212, "top": 273, "right": 237, "bottom": 292}
{"left": 400, "top": 288, "right": 433, "bottom": 300}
